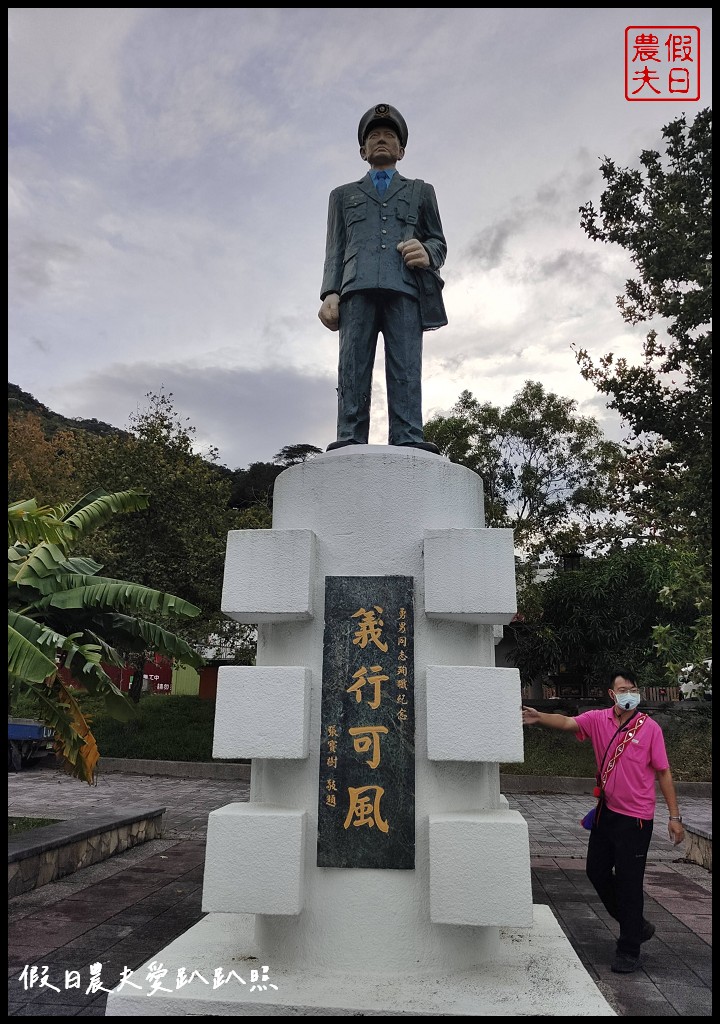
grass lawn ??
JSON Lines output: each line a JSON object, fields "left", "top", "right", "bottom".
{"left": 9, "top": 816, "right": 61, "bottom": 836}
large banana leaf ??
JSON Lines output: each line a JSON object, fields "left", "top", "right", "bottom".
{"left": 58, "top": 662, "right": 138, "bottom": 723}
{"left": 30, "top": 578, "right": 202, "bottom": 618}
{"left": 97, "top": 612, "right": 205, "bottom": 668}
{"left": 59, "top": 556, "right": 105, "bottom": 576}
{"left": 8, "top": 486, "right": 204, "bottom": 786}
{"left": 7, "top": 623, "right": 58, "bottom": 683}
{"left": 9, "top": 610, "right": 105, "bottom": 678}
{"left": 60, "top": 488, "right": 149, "bottom": 540}
{"left": 10, "top": 611, "right": 137, "bottom": 724}
{"left": 8, "top": 500, "right": 73, "bottom": 547}
{"left": 67, "top": 627, "right": 127, "bottom": 669}
{"left": 10, "top": 652, "right": 135, "bottom": 785}
{"left": 10, "top": 542, "right": 69, "bottom": 586}
{"left": 9, "top": 550, "right": 102, "bottom": 593}
{"left": 9, "top": 489, "right": 149, "bottom": 550}
{"left": 15, "top": 677, "right": 101, "bottom": 784}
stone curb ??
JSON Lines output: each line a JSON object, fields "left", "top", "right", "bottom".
{"left": 499, "top": 774, "right": 711, "bottom": 797}
{"left": 90, "top": 759, "right": 710, "bottom": 797}
{"left": 8, "top": 805, "right": 166, "bottom": 898}
{"left": 8, "top": 805, "right": 167, "bottom": 861}
{"left": 96, "top": 757, "right": 251, "bottom": 781}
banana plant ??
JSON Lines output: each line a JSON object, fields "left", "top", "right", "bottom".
{"left": 9, "top": 488, "right": 204, "bottom": 783}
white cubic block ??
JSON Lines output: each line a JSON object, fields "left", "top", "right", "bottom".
{"left": 221, "top": 528, "right": 316, "bottom": 622}
{"left": 426, "top": 666, "right": 524, "bottom": 762}
{"left": 213, "top": 666, "right": 311, "bottom": 759}
{"left": 203, "top": 804, "right": 305, "bottom": 915}
{"left": 429, "top": 810, "right": 533, "bottom": 926}
{"left": 424, "top": 529, "right": 517, "bottom": 623}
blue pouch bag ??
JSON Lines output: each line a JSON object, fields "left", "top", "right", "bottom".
{"left": 580, "top": 807, "right": 596, "bottom": 830}
{"left": 580, "top": 786, "right": 604, "bottom": 830}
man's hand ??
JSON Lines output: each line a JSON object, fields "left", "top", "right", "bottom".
{"left": 521, "top": 706, "right": 541, "bottom": 726}
{"left": 668, "top": 819, "right": 685, "bottom": 846}
{"left": 318, "top": 294, "right": 340, "bottom": 331}
{"left": 397, "top": 239, "right": 430, "bottom": 269}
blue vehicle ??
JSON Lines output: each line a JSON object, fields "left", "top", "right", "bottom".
{"left": 8, "top": 717, "right": 54, "bottom": 772}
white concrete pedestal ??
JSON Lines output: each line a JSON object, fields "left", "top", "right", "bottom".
{"left": 105, "top": 447, "right": 615, "bottom": 1016}
{"left": 104, "top": 907, "right": 615, "bottom": 1015}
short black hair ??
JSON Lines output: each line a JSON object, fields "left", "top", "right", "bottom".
{"left": 609, "top": 668, "right": 636, "bottom": 687}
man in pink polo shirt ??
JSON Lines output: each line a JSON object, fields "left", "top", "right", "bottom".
{"left": 522, "top": 669, "right": 685, "bottom": 974}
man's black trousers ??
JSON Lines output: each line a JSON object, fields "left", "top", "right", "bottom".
{"left": 586, "top": 805, "right": 654, "bottom": 957}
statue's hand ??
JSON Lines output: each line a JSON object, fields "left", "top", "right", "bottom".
{"left": 397, "top": 239, "right": 430, "bottom": 269}
{"left": 318, "top": 294, "right": 340, "bottom": 331}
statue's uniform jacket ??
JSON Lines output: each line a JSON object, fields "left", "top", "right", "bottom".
{"left": 320, "top": 170, "right": 447, "bottom": 447}
{"left": 320, "top": 172, "right": 447, "bottom": 301}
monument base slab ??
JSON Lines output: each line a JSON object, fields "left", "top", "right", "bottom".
{"left": 104, "top": 906, "right": 617, "bottom": 1016}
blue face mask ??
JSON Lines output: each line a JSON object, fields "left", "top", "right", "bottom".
{"left": 615, "top": 691, "right": 641, "bottom": 712}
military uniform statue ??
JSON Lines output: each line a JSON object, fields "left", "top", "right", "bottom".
{"left": 318, "top": 104, "right": 447, "bottom": 453}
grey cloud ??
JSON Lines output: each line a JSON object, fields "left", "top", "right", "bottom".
{"left": 29, "top": 335, "right": 52, "bottom": 354}
{"left": 465, "top": 214, "right": 524, "bottom": 270}
{"left": 48, "top": 362, "right": 339, "bottom": 471}
{"left": 10, "top": 238, "right": 84, "bottom": 294}
{"left": 520, "top": 249, "right": 606, "bottom": 285}
{"left": 465, "top": 160, "right": 610, "bottom": 271}
{"left": 533, "top": 161, "right": 602, "bottom": 212}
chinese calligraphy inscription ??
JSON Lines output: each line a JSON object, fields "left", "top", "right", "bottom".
{"left": 317, "top": 576, "right": 415, "bottom": 869}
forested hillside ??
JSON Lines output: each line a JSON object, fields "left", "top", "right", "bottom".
{"left": 8, "top": 382, "right": 126, "bottom": 439}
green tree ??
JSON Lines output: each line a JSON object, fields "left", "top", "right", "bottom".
{"left": 575, "top": 107, "right": 712, "bottom": 551}
{"left": 424, "top": 382, "right": 623, "bottom": 569}
{"left": 273, "top": 443, "right": 323, "bottom": 466}
{"left": 8, "top": 382, "right": 124, "bottom": 440}
{"left": 8, "top": 412, "right": 89, "bottom": 506}
{"left": 9, "top": 389, "right": 263, "bottom": 665}
{"left": 9, "top": 489, "right": 203, "bottom": 783}
{"left": 225, "top": 443, "right": 323, "bottom": 524}
{"left": 71, "top": 391, "right": 250, "bottom": 658}
{"left": 230, "top": 461, "right": 283, "bottom": 512}
{"left": 650, "top": 542, "right": 712, "bottom": 697}
{"left": 508, "top": 543, "right": 701, "bottom": 693}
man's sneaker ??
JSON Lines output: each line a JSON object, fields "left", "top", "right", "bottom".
{"left": 641, "top": 920, "right": 656, "bottom": 943}
{"left": 611, "top": 953, "right": 641, "bottom": 974}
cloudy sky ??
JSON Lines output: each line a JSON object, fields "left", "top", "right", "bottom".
{"left": 8, "top": 8, "right": 712, "bottom": 470}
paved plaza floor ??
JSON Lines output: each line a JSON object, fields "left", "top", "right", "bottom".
{"left": 8, "top": 768, "right": 712, "bottom": 1016}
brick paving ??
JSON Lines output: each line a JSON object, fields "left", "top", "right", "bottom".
{"left": 8, "top": 769, "right": 711, "bottom": 1016}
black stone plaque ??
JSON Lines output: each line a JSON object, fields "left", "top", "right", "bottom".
{"left": 317, "top": 576, "right": 415, "bottom": 869}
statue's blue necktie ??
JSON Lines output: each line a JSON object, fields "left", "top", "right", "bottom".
{"left": 375, "top": 170, "right": 389, "bottom": 196}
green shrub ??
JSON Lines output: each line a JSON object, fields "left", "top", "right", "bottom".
{"left": 502, "top": 725, "right": 598, "bottom": 777}
{"left": 503, "top": 704, "right": 712, "bottom": 782}
{"left": 12, "top": 690, "right": 711, "bottom": 781}
{"left": 650, "top": 704, "right": 712, "bottom": 783}
{"left": 88, "top": 695, "right": 219, "bottom": 762}
{"left": 11, "top": 691, "right": 220, "bottom": 763}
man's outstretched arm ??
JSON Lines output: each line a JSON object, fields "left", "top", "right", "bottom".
{"left": 522, "top": 706, "right": 580, "bottom": 732}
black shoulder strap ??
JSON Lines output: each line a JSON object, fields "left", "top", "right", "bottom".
{"left": 402, "top": 178, "right": 424, "bottom": 244}
{"left": 406, "top": 178, "right": 424, "bottom": 226}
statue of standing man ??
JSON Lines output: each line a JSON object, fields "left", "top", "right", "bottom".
{"left": 318, "top": 104, "right": 447, "bottom": 454}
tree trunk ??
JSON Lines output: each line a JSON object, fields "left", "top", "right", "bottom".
{"left": 128, "top": 652, "right": 146, "bottom": 704}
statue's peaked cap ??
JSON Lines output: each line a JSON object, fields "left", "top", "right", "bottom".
{"left": 358, "top": 104, "right": 408, "bottom": 147}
